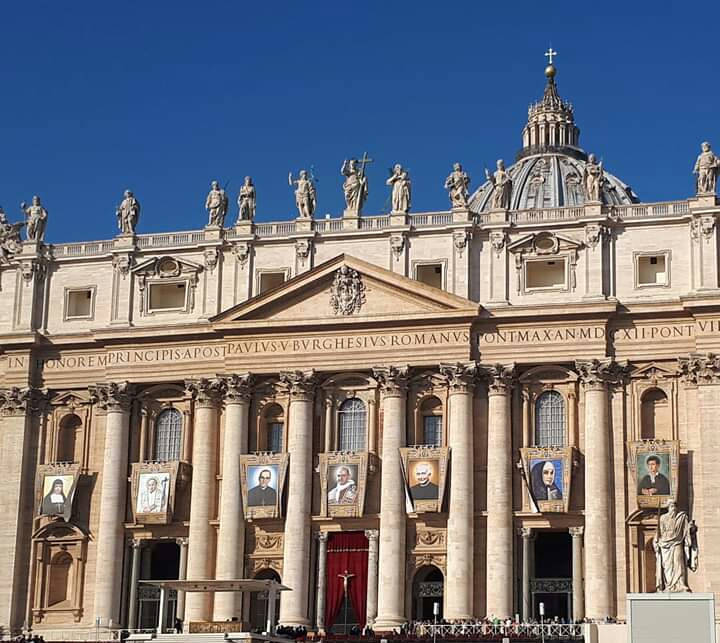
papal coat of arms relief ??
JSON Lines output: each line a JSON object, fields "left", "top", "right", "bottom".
{"left": 329, "top": 266, "right": 366, "bottom": 315}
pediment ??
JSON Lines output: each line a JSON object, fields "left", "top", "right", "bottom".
{"left": 212, "top": 254, "right": 478, "bottom": 326}
{"left": 131, "top": 255, "right": 203, "bottom": 278}
{"left": 50, "top": 391, "right": 91, "bottom": 407}
{"left": 508, "top": 231, "right": 583, "bottom": 255}
{"left": 630, "top": 362, "right": 678, "bottom": 379}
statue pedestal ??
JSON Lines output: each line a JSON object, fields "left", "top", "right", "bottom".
{"left": 342, "top": 210, "right": 360, "bottom": 230}
{"left": 113, "top": 234, "right": 136, "bottom": 250}
{"left": 627, "top": 593, "right": 716, "bottom": 643}
{"left": 234, "top": 220, "right": 254, "bottom": 236}
{"left": 583, "top": 201, "right": 603, "bottom": 218}
{"left": 20, "top": 239, "right": 42, "bottom": 256}
{"left": 451, "top": 208, "right": 472, "bottom": 223}
{"left": 389, "top": 211, "right": 407, "bottom": 226}
{"left": 486, "top": 208, "right": 508, "bottom": 223}
{"left": 691, "top": 194, "right": 719, "bottom": 209}
{"left": 203, "top": 225, "right": 223, "bottom": 241}
{"left": 295, "top": 217, "right": 313, "bottom": 233}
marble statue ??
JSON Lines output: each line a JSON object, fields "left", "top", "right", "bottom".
{"left": 0, "top": 208, "right": 24, "bottom": 261}
{"left": 341, "top": 155, "right": 371, "bottom": 214}
{"left": 654, "top": 500, "right": 698, "bottom": 592}
{"left": 205, "top": 180, "right": 229, "bottom": 227}
{"left": 444, "top": 162, "right": 470, "bottom": 208}
{"left": 116, "top": 190, "right": 140, "bottom": 235}
{"left": 237, "top": 176, "right": 256, "bottom": 222}
{"left": 386, "top": 164, "right": 411, "bottom": 213}
{"left": 694, "top": 142, "right": 720, "bottom": 195}
{"left": 485, "top": 160, "right": 512, "bottom": 210}
{"left": 583, "top": 154, "right": 604, "bottom": 202}
{"left": 288, "top": 170, "right": 316, "bottom": 219}
{"left": 20, "top": 195, "right": 48, "bottom": 242}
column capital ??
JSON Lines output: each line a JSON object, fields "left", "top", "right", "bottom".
{"left": 575, "top": 359, "right": 628, "bottom": 390}
{"left": 678, "top": 352, "right": 720, "bottom": 385}
{"left": 223, "top": 373, "right": 254, "bottom": 403}
{"left": 317, "top": 531, "right": 329, "bottom": 543}
{"left": 517, "top": 526, "right": 535, "bottom": 539}
{"left": 185, "top": 377, "right": 226, "bottom": 408}
{"left": 176, "top": 537, "right": 189, "bottom": 547}
{"left": 372, "top": 365, "right": 409, "bottom": 397}
{"left": 0, "top": 386, "right": 45, "bottom": 416}
{"left": 279, "top": 370, "right": 317, "bottom": 400}
{"left": 128, "top": 538, "right": 145, "bottom": 550}
{"left": 569, "top": 526, "right": 585, "bottom": 538}
{"left": 364, "top": 528, "right": 379, "bottom": 542}
{"left": 479, "top": 363, "right": 516, "bottom": 396}
{"left": 439, "top": 362, "right": 477, "bottom": 394}
{"left": 89, "top": 381, "right": 134, "bottom": 412}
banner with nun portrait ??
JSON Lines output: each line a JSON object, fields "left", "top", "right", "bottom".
{"left": 520, "top": 446, "right": 573, "bottom": 513}
{"left": 131, "top": 461, "right": 180, "bottom": 524}
{"left": 240, "top": 452, "right": 289, "bottom": 519}
{"left": 628, "top": 440, "right": 679, "bottom": 509}
{"left": 319, "top": 451, "right": 369, "bottom": 518}
{"left": 36, "top": 463, "right": 81, "bottom": 522}
{"left": 400, "top": 446, "right": 449, "bottom": 514}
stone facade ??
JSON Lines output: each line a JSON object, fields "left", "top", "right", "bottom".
{"left": 1, "top": 63, "right": 720, "bottom": 639}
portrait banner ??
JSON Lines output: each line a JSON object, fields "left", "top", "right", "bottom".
{"left": 400, "top": 446, "right": 449, "bottom": 514}
{"left": 319, "top": 451, "right": 369, "bottom": 518}
{"left": 240, "top": 452, "right": 289, "bottom": 520}
{"left": 131, "top": 461, "right": 180, "bottom": 524}
{"left": 520, "top": 447, "right": 573, "bottom": 513}
{"left": 36, "top": 463, "right": 82, "bottom": 522}
{"left": 628, "top": 440, "right": 679, "bottom": 509}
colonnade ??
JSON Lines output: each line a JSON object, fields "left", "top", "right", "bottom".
{"left": 76, "top": 358, "right": 626, "bottom": 629}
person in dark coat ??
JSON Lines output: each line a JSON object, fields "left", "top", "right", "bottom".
{"left": 638, "top": 454, "right": 671, "bottom": 496}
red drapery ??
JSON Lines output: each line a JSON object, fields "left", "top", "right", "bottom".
{"left": 324, "top": 531, "right": 369, "bottom": 629}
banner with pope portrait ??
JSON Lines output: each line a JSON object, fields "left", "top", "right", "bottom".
{"left": 131, "top": 461, "right": 181, "bottom": 524}
{"left": 319, "top": 451, "right": 369, "bottom": 518}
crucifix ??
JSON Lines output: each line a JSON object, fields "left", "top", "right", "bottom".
{"left": 358, "top": 152, "right": 374, "bottom": 178}
{"left": 544, "top": 47, "right": 558, "bottom": 65}
{"left": 338, "top": 569, "right": 355, "bottom": 594}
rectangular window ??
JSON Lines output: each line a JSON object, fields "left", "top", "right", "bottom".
{"left": 415, "top": 263, "right": 444, "bottom": 289}
{"left": 526, "top": 258, "right": 567, "bottom": 290}
{"left": 423, "top": 415, "right": 443, "bottom": 447}
{"left": 65, "top": 288, "right": 94, "bottom": 319}
{"left": 148, "top": 282, "right": 187, "bottom": 311}
{"left": 267, "top": 422, "right": 284, "bottom": 453}
{"left": 637, "top": 254, "right": 668, "bottom": 286}
{"left": 258, "top": 271, "right": 287, "bottom": 295}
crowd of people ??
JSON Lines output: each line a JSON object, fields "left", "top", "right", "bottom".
{"left": 13, "top": 635, "right": 47, "bottom": 643}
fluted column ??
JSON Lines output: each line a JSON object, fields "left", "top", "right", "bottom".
{"left": 576, "top": 360, "right": 622, "bottom": 619}
{"left": 91, "top": 382, "right": 133, "bottom": 626}
{"left": 365, "top": 529, "right": 379, "bottom": 627}
{"left": 175, "top": 537, "right": 189, "bottom": 624}
{"left": 184, "top": 377, "right": 225, "bottom": 623}
{"left": 315, "top": 532, "right": 329, "bottom": 631}
{"left": 519, "top": 528, "right": 535, "bottom": 621}
{"left": 279, "top": 370, "right": 316, "bottom": 626}
{"left": 482, "top": 363, "right": 515, "bottom": 619}
{"left": 569, "top": 527, "right": 585, "bottom": 621}
{"left": 371, "top": 366, "right": 408, "bottom": 631}
{"left": 214, "top": 374, "right": 253, "bottom": 621}
{"left": 127, "top": 539, "right": 144, "bottom": 629}
{"left": 441, "top": 363, "right": 476, "bottom": 619}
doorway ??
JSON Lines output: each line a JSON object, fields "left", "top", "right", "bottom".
{"left": 136, "top": 541, "right": 180, "bottom": 630}
{"left": 249, "top": 569, "right": 281, "bottom": 633}
{"left": 412, "top": 566, "right": 444, "bottom": 621}
{"left": 531, "top": 531, "right": 572, "bottom": 621}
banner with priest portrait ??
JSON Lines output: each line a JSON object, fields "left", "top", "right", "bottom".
{"left": 241, "top": 452, "right": 289, "bottom": 519}
{"left": 400, "top": 446, "right": 449, "bottom": 513}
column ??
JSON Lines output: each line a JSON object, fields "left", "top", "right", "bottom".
{"left": 519, "top": 528, "right": 534, "bottom": 621}
{"left": 91, "top": 382, "right": 133, "bottom": 626}
{"left": 214, "top": 374, "right": 253, "bottom": 621}
{"left": 483, "top": 364, "right": 515, "bottom": 618}
{"left": 368, "top": 399, "right": 378, "bottom": 454}
{"left": 176, "top": 538, "right": 189, "bottom": 624}
{"left": 569, "top": 527, "right": 585, "bottom": 621}
{"left": 315, "top": 532, "right": 329, "bottom": 631}
{"left": 184, "top": 378, "right": 225, "bottom": 623}
{"left": 0, "top": 388, "right": 41, "bottom": 633}
{"left": 365, "top": 529, "right": 379, "bottom": 627}
{"left": 576, "top": 360, "right": 616, "bottom": 619}
{"left": 371, "top": 366, "right": 408, "bottom": 631}
{"left": 279, "top": 370, "right": 316, "bottom": 626}
{"left": 323, "top": 397, "right": 333, "bottom": 453}
{"left": 127, "top": 539, "right": 144, "bottom": 629}
{"left": 441, "top": 364, "right": 476, "bottom": 619}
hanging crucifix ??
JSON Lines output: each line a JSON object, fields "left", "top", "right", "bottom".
{"left": 338, "top": 569, "right": 355, "bottom": 594}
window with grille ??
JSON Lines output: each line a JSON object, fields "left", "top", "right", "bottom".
{"left": 154, "top": 408, "right": 182, "bottom": 461}
{"left": 534, "top": 390, "right": 566, "bottom": 446}
{"left": 338, "top": 398, "right": 367, "bottom": 452}
{"left": 267, "top": 422, "right": 284, "bottom": 453}
{"left": 423, "top": 415, "right": 443, "bottom": 446}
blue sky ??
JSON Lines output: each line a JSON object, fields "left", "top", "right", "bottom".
{"left": 2, "top": 1, "right": 718, "bottom": 242}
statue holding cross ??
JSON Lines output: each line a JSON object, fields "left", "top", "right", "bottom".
{"left": 341, "top": 153, "right": 373, "bottom": 214}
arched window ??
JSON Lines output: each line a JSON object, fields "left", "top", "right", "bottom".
{"left": 641, "top": 388, "right": 670, "bottom": 440}
{"left": 265, "top": 404, "right": 284, "bottom": 453}
{"left": 338, "top": 398, "right": 367, "bottom": 452}
{"left": 420, "top": 397, "right": 443, "bottom": 446}
{"left": 57, "top": 414, "right": 82, "bottom": 463}
{"left": 535, "top": 390, "right": 566, "bottom": 447}
{"left": 154, "top": 408, "right": 182, "bottom": 461}
{"left": 48, "top": 551, "right": 73, "bottom": 607}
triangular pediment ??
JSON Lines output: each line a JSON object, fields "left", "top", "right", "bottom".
{"left": 211, "top": 254, "right": 478, "bottom": 326}
{"left": 630, "top": 362, "right": 678, "bottom": 379}
{"left": 508, "top": 231, "right": 583, "bottom": 254}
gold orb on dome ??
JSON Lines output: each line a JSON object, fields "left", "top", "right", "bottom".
{"left": 545, "top": 64, "right": 556, "bottom": 78}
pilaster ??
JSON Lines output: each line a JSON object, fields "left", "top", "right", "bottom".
{"left": 365, "top": 529, "right": 379, "bottom": 627}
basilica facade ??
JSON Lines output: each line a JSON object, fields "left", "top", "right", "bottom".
{"left": 1, "top": 60, "right": 720, "bottom": 639}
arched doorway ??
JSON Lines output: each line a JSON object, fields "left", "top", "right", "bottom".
{"left": 412, "top": 566, "right": 444, "bottom": 620}
{"left": 249, "top": 569, "right": 281, "bottom": 633}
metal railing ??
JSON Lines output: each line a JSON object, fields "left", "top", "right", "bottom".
{"left": 413, "top": 622, "right": 584, "bottom": 639}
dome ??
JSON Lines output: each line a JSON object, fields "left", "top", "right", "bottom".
{"left": 469, "top": 60, "right": 639, "bottom": 213}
